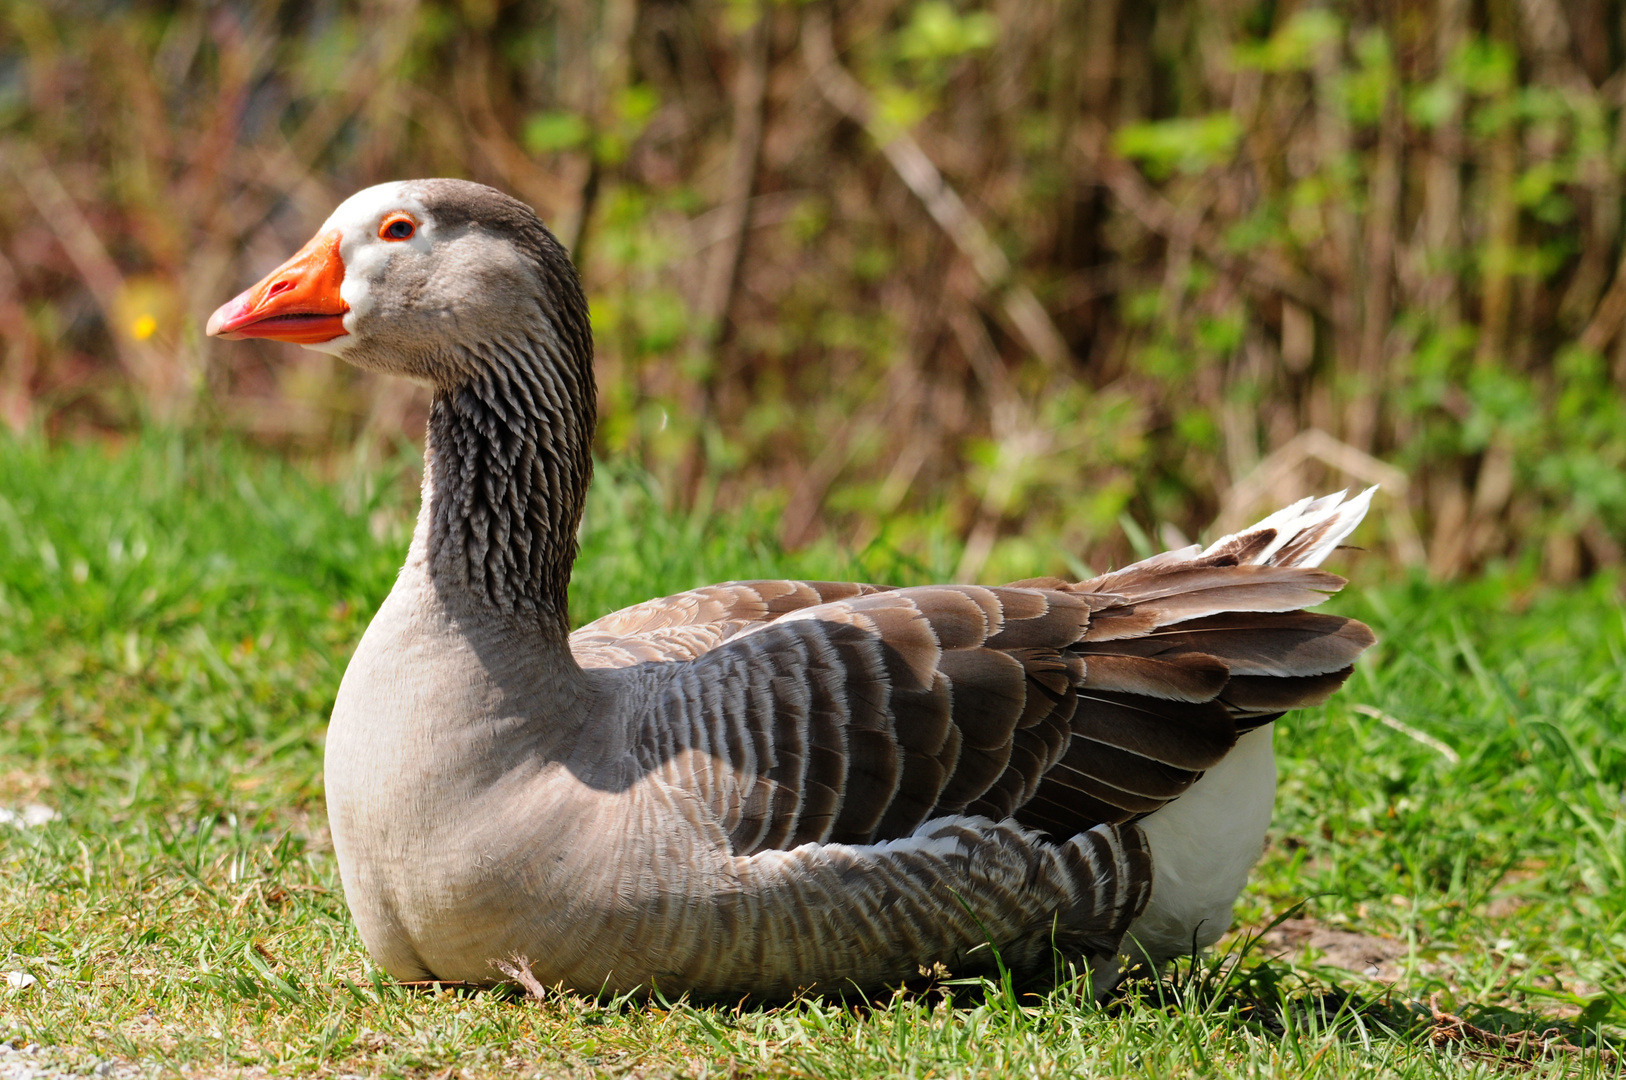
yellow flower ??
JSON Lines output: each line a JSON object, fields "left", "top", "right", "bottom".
{"left": 131, "top": 314, "right": 158, "bottom": 341}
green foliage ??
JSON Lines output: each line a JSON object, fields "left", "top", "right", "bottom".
{"left": 521, "top": 111, "right": 590, "bottom": 155}
{"left": 897, "top": 1, "right": 999, "bottom": 64}
{"left": 1454, "top": 39, "right": 1519, "bottom": 97}
{"left": 594, "top": 84, "right": 662, "bottom": 165}
{"left": 1113, "top": 114, "right": 1243, "bottom": 179}
{"left": 1341, "top": 30, "right": 1395, "bottom": 126}
{"left": 1234, "top": 9, "right": 1342, "bottom": 72}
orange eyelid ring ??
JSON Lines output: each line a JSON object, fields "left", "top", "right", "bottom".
{"left": 204, "top": 230, "right": 350, "bottom": 344}
{"left": 379, "top": 213, "right": 418, "bottom": 240}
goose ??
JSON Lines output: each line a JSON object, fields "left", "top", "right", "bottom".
{"left": 206, "top": 179, "right": 1376, "bottom": 999}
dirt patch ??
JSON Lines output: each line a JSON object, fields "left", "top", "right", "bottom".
{"left": 0, "top": 769, "right": 51, "bottom": 804}
{"left": 1259, "top": 918, "right": 1408, "bottom": 981}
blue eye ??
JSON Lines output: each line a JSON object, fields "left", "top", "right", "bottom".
{"left": 382, "top": 217, "right": 415, "bottom": 240}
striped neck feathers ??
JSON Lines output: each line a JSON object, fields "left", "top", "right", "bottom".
{"left": 424, "top": 333, "right": 595, "bottom": 637}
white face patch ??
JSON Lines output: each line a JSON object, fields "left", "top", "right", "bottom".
{"left": 302, "top": 181, "right": 437, "bottom": 357}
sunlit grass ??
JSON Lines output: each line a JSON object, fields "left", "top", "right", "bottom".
{"left": 0, "top": 433, "right": 1621, "bottom": 1077}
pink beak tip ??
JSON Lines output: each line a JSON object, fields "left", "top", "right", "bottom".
{"left": 205, "top": 293, "right": 251, "bottom": 338}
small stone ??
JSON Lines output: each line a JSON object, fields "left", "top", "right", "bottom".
{"left": 0, "top": 805, "right": 56, "bottom": 830}
{"left": 94, "top": 1061, "right": 115, "bottom": 1076}
{"left": 4, "top": 972, "right": 35, "bottom": 991}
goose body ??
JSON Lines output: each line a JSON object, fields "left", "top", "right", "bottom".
{"left": 209, "top": 179, "right": 1375, "bottom": 997}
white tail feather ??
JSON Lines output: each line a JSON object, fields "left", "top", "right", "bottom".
{"left": 1203, "top": 486, "right": 1376, "bottom": 569}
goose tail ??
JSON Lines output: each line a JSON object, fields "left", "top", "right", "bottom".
{"left": 1067, "top": 488, "right": 1377, "bottom": 713}
{"left": 1201, "top": 486, "right": 1377, "bottom": 570}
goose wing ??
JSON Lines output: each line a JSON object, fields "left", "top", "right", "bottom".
{"left": 623, "top": 490, "right": 1377, "bottom": 856}
{"left": 570, "top": 580, "right": 894, "bottom": 669}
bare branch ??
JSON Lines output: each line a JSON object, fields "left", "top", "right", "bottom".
{"left": 689, "top": 9, "right": 772, "bottom": 356}
{"left": 4, "top": 141, "right": 176, "bottom": 416}
{"left": 801, "top": 7, "right": 1071, "bottom": 370}
{"left": 1579, "top": 255, "right": 1626, "bottom": 353}
{"left": 1074, "top": 121, "right": 1331, "bottom": 318}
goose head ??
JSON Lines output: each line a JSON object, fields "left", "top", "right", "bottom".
{"left": 206, "top": 179, "right": 592, "bottom": 390}
{"left": 209, "top": 180, "right": 597, "bottom": 625}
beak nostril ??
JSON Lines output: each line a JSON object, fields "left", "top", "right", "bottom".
{"left": 266, "top": 279, "right": 294, "bottom": 299}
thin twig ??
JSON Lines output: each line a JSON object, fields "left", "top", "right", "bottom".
{"left": 689, "top": 7, "right": 772, "bottom": 355}
{"left": 779, "top": 358, "right": 924, "bottom": 548}
{"left": 1349, "top": 79, "right": 1404, "bottom": 454}
{"left": 452, "top": 39, "right": 576, "bottom": 222}
{"left": 3, "top": 141, "right": 170, "bottom": 412}
{"left": 490, "top": 955, "right": 550, "bottom": 1000}
{"left": 1579, "top": 253, "right": 1626, "bottom": 353}
{"left": 1074, "top": 120, "right": 1331, "bottom": 319}
{"left": 0, "top": 249, "right": 37, "bottom": 433}
{"left": 1352, "top": 705, "right": 1460, "bottom": 765}
{"left": 686, "top": 190, "right": 809, "bottom": 253}
{"left": 1428, "top": 994, "right": 1617, "bottom": 1067}
{"left": 801, "top": 7, "right": 1071, "bottom": 370}
{"left": 947, "top": 302, "right": 1047, "bottom": 582}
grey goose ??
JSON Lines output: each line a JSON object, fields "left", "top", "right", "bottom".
{"left": 207, "top": 179, "right": 1376, "bottom": 999}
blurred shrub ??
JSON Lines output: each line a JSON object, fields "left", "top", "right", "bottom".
{"left": 3, "top": 0, "right": 1626, "bottom": 582}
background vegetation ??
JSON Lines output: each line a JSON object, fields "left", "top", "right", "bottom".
{"left": 8, "top": 0, "right": 1626, "bottom": 581}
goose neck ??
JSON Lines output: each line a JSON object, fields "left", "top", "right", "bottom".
{"left": 419, "top": 338, "right": 595, "bottom": 641}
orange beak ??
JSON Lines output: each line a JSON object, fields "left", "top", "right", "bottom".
{"left": 206, "top": 230, "right": 349, "bottom": 344}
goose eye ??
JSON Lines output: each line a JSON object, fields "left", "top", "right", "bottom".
{"left": 380, "top": 216, "right": 416, "bottom": 241}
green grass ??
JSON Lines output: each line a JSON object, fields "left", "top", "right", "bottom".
{"left": 0, "top": 433, "right": 1622, "bottom": 1078}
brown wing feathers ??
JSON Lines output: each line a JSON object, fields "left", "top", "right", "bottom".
{"left": 572, "top": 580, "right": 893, "bottom": 669}
{"left": 1080, "top": 609, "right": 1375, "bottom": 725}
{"left": 619, "top": 501, "right": 1372, "bottom": 856}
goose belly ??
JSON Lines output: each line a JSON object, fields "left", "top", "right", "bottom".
{"left": 1124, "top": 726, "right": 1277, "bottom": 965}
